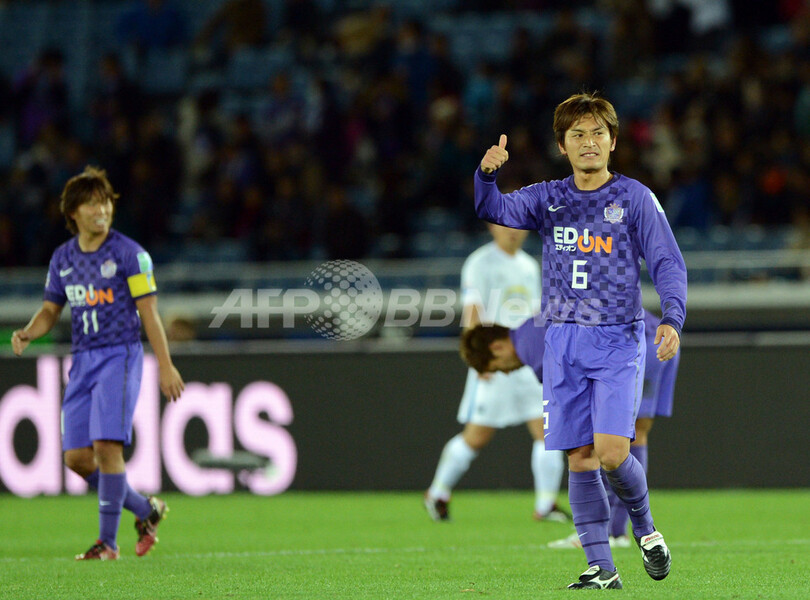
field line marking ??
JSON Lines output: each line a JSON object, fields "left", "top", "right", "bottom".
{"left": 2, "top": 538, "right": 809, "bottom": 564}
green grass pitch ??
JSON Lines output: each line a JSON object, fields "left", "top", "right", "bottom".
{"left": 1, "top": 489, "right": 809, "bottom": 599}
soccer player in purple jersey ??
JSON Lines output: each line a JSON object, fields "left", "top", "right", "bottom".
{"left": 11, "top": 166, "right": 185, "bottom": 561}
{"left": 474, "top": 93, "right": 687, "bottom": 590}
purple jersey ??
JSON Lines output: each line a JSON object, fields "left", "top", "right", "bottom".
{"left": 43, "top": 229, "right": 157, "bottom": 352}
{"left": 510, "top": 315, "right": 547, "bottom": 383}
{"left": 475, "top": 168, "right": 687, "bottom": 332}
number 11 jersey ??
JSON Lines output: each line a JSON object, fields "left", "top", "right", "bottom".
{"left": 43, "top": 229, "right": 157, "bottom": 351}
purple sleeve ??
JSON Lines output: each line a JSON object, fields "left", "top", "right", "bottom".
{"left": 510, "top": 316, "right": 546, "bottom": 382}
{"left": 474, "top": 166, "right": 545, "bottom": 230}
{"left": 43, "top": 255, "right": 66, "bottom": 306}
{"left": 634, "top": 190, "right": 687, "bottom": 334}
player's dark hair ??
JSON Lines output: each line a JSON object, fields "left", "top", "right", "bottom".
{"left": 60, "top": 165, "right": 119, "bottom": 234}
{"left": 459, "top": 324, "right": 511, "bottom": 373}
{"left": 553, "top": 92, "right": 619, "bottom": 148}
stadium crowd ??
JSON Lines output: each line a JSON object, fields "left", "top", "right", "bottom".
{"left": 0, "top": 0, "right": 809, "bottom": 267}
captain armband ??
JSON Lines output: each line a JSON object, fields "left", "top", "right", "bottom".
{"left": 127, "top": 272, "right": 157, "bottom": 298}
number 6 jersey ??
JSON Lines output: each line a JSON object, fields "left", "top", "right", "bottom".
{"left": 474, "top": 168, "right": 687, "bottom": 332}
{"left": 43, "top": 229, "right": 157, "bottom": 351}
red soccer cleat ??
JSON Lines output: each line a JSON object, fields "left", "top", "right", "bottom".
{"left": 134, "top": 496, "right": 169, "bottom": 557}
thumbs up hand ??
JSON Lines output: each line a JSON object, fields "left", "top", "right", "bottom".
{"left": 480, "top": 134, "right": 509, "bottom": 174}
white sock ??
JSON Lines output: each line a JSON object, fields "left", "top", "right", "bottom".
{"left": 532, "top": 440, "right": 564, "bottom": 515}
{"left": 428, "top": 434, "right": 479, "bottom": 501}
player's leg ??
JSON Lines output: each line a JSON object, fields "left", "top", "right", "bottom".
{"left": 589, "top": 322, "right": 654, "bottom": 538}
{"left": 62, "top": 353, "right": 119, "bottom": 560}
{"left": 588, "top": 321, "right": 669, "bottom": 581}
{"left": 566, "top": 444, "right": 621, "bottom": 588}
{"left": 544, "top": 324, "right": 620, "bottom": 587}
{"left": 425, "top": 423, "right": 495, "bottom": 520}
{"left": 93, "top": 438, "right": 127, "bottom": 554}
{"left": 608, "top": 418, "right": 652, "bottom": 541}
{"left": 590, "top": 333, "right": 655, "bottom": 540}
{"left": 82, "top": 343, "right": 167, "bottom": 558}
{"left": 64, "top": 447, "right": 96, "bottom": 478}
{"left": 526, "top": 418, "right": 567, "bottom": 521}
{"left": 64, "top": 447, "right": 155, "bottom": 521}
{"left": 508, "top": 368, "right": 567, "bottom": 521}
{"left": 425, "top": 369, "right": 498, "bottom": 520}
{"left": 596, "top": 432, "right": 670, "bottom": 580}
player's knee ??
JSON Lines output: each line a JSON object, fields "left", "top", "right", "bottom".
{"left": 63, "top": 450, "right": 94, "bottom": 477}
{"left": 597, "top": 448, "right": 628, "bottom": 471}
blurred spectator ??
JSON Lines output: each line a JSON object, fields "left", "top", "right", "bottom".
{"left": 116, "top": 0, "right": 186, "bottom": 53}
{"left": 282, "top": 0, "right": 324, "bottom": 52}
{"left": 194, "top": 0, "right": 267, "bottom": 67}
{"left": 258, "top": 72, "right": 304, "bottom": 146}
{"left": 0, "top": 214, "right": 22, "bottom": 267}
{"left": 333, "top": 5, "right": 394, "bottom": 77}
{"left": 427, "top": 32, "right": 464, "bottom": 100}
{"left": 463, "top": 62, "right": 497, "bottom": 131}
{"left": 322, "top": 185, "right": 370, "bottom": 260}
{"left": 308, "top": 78, "right": 351, "bottom": 182}
{"left": 392, "top": 20, "right": 435, "bottom": 113}
{"left": 12, "top": 48, "right": 69, "bottom": 147}
{"left": 538, "top": 7, "right": 599, "bottom": 92}
{"left": 91, "top": 54, "right": 144, "bottom": 143}
{"left": 0, "top": 73, "right": 15, "bottom": 170}
{"left": 0, "top": 1, "right": 809, "bottom": 267}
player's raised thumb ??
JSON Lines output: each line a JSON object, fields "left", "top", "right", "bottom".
{"left": 499, "top": 134, "right": 507, "bottom": 149}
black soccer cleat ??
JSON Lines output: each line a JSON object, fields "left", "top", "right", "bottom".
{"left": 635, "top": 530, "right": 671, "bottom": 580}
{"left": 567, "top": 565, "right": 623, "bottom": 589}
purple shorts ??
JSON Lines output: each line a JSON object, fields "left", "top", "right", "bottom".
{"left": 61, "top": 342, "right": 143, "bottom": 451}
{"left": 639, "top": 350, "right": 679, "bottom": 419}
{"left": 542, "top": 321, "right": 646, "bottom": 451}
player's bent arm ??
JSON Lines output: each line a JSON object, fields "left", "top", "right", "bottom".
{"left": 11, "top": 301, "right": 64, "bottom": 356}
{"left": 634, "top": 189, "right": 687, "bottom": 332}
{"left": 473, "top": 170, "right": 544, "bottom": 231}
{"left": 136, "top": 294, "right": 185, "bottom": 401}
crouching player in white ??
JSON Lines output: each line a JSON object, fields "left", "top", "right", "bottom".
{"left": 424, "top": 223, "right": 567, "bottom": 523}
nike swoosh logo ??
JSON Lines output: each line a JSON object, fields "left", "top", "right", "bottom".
{"left": 59, "top": 267, "right": 74, "bottom": 277}
{"left": 548, "top": 206, "right": 564, "bottom": 212}
{"left": 99, "top": 501, "right": 110, "bottom": 506}
{"left": 631, "top": 507, "right": 643, "bottom": 512}
{"left": 578, "top": 532, "right": 588, "bottom": 538}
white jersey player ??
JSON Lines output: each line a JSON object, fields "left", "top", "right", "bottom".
{"left": 424, "top": 223, "right": 568, "bottom": 522}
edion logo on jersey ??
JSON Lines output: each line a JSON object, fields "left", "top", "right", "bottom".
{"left": 553, "top": 227, "right": 613, "bottom": 254}
{"left": 65, "top": 284, "right": 115, "bottom": 307}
